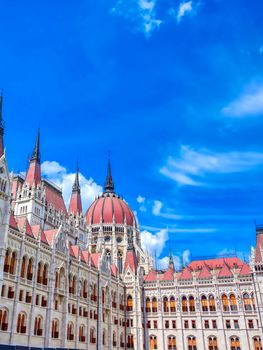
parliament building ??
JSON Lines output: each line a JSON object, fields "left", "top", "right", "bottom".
{"left": 0, "top": 94, "right": 263, "bottom": 350}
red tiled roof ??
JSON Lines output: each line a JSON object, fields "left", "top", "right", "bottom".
{"left": 68, "top": 191, "right": 82, "bottom": 216}
{"left": 218, "top": 262, "right": 233, "bottom": 278}
{"left": 25, "top": 161, "right": 41, "bottom": 187}
{"left": 124, "top": 250, "right": 138, "bottom": 273}
{"left": 111, "top": 264, "right": 118, "bottom": 277}
{"left": 9, "top": 212, "right": 18, "bottom": 230}
{"left": 90, "top": 253, "right": 101, "bottom": 268}
{"left": 69, "top": 244, "right": 80, "bottom": 259}
{"left": 188, "top": 257, "right": 243, "bottom": 270}
{"left": 179, "top": 266, "right": 193, "bottom": 280}
{"left": 43, "top": 229, "right": 58, "bottom": 246}
{"left": 144, "top": 269, "right": 157, "bottom": 282}
{"left": 160, "top": 268, "right": 174, "bottom": 281}
{"left": 31, "top": 225, "right": 41, "bottom": 238}
{"left": 81, "top": 250, "right": 90, "bottom": 264}
{"left": 198, "top": 265, "right": 212, "bottom": 279}
{"left": 16, "top": 217, "right": 34, "bottom": 238}
{"left": 239, "top": 263, "right": 251, "bottom": 276}
{"left": 45, "top": 184, "right": 67, "bottom": 214}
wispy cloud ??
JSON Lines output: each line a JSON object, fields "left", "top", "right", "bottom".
{"left": 223, "top": 84, "right": 263, "bottom": 117}
{"left": 160, "top": 145, "right": 263, "bottom": 187}
{"left": 152, "top": 200, "right": 182, "bottom": 219}
{"left": 177, "top": 1, "right": 193, "bottom": 22}
{"left": 111, "top": 0, "right": 162, "bottom": 37}
{"left": 141, "top": 228, "right": 168, "bottom": 257}
{"left": 42, "top": 160, "right": 102, "bottom": 211}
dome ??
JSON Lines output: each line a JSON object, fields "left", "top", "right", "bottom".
{"left": 86, "top": 192, "right": 135, "bottom": 226}
{"left": 86, "top": 158, "right": 136, "bottom": 226}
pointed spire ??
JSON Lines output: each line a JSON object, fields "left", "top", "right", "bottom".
{"left": 31, "top": 127, "right": 40, "bottom": 162}
{"left": 104, "top": 154, "right": 114, "bottom": 193}
{"left": 25, "top": 127, "right": 41, "bottom": 186}
{"left": 68, "top": 160, "right": 82, "bottom": 215}
{"left": 72, "top": 160, "right": 80, "bottom": 193}
{"left": 0, "top": 90, "right": 5, "bottom": 157}
{"left": 168, "top": 248, "right": 175, "bottom": 270}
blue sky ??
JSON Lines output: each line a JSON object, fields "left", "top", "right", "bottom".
{"left": 1, "top": 0, "right": 263, "bottom": 267}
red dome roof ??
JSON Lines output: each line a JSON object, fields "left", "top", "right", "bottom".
{"left": 86, "top": 193, "right": 135, "bottom": 226}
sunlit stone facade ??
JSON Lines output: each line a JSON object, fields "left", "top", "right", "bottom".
{"left": 0, "top": 97, "right": 263, "bottom": 350}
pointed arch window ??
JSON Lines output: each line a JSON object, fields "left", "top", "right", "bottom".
{"left": 34, "top": 315, "right": 42, "bottom": 336}
{"left": 209, "top": 295, "right": 216, "bottom": 311}
{"left": 3, "top": 250, "right": 10, "bottom": 273}
{"left": 222, "top": 294, "right": 229, "bottom": 312}
{"left": 253, "top": 337, "right": 262, "bottom": 350}
{"left": 79, "top": 324, "right": 85, "bottom": 342}
{"left": 189, "top": 296, "right": 195, "bottom": 312}
{"left": 188, "top": 336, "right": 197, "bottom": 350}
{"left": 127, "top": 334, "right": 134, "bottom": 349}
{"left": 243, "top": 293, "right": 252, "bottom": 311}
{"left": 182, "top": 296, "right": 188, "bottom": 312}
{"left": 152, "top": 297, "right": 158, "bottom": 313}
{"left": 21, "top": 256, "right": 27, "bottom": 278}
{"left": 17, "top": 312, "right": 27, "bottom": 334}
{"left": 170, "top": 296, "right": 176, "bottom": 313}
{"left": 230, "top": 337, "right": 241, "bottom": 350}
{"left": 51, "top": 319, "right": 59, "bottom": 339}
{"left": 9, "top": 252, "right": 16, "bottom": 275}
{"left": 0, "top": 308, "right": 8, "bottom": 331}
{"left": 27, "top": 258, "right": 34, "bottom": 280}
{"left": 201, "top": 295, "right": 208, "bottom": 312}
{"left": 208, "top": 336, "right": 218, "bottom": 350}
{"left": 127, "top": 295, "right": 133, "bottom": 311}
{"left": 67, "top": 322, "right": 74, "bottom": 341}
{"left": 163, "top": 296, "right": 169, "bottom": 313}
{"left": 150, "top": 335, "right": 157, "bottom": 349}
{"left": 146, "top": 297, "right": 151, "bottom": 313}
{"left": 168, "top": 336, "right": 176, "bottom": 350}
{"left": 230, "top": 294, "right": 237, "bottom": 311}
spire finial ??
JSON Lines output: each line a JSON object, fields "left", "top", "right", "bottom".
{"left": 104, "top": 152, "right": 114, "bottom": 193}
{"left": 72, "top": 159, "right": 80, "bottom": 192}
{"left": 169, "top": 248, "right": 175, "bottom": 270}
{"left": 31, "top": 127, "right": 40, "bottom": 162}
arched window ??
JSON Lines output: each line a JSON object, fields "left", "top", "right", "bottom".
{"left": 168, "top": 336, "right": 176, "bottom": 350}
{"left": 230, "top": 337, "right": 241, "bottom": 350}
{"left": 113, "top": 331, "right": 117, "bottom": 347}
{"left": 188, "top": 336, "right": 197, "bottom": 350}
{"left": 230, "top": 294, "right": 237, "bottom": 311}
{"left": 20, "top": 256, "right": 27, "bottom": 278}
{"left": 189, "top": 296, "right": 195, "bottom": 312}
{"left": 59, "top": 267, "right": 65, "bottom": 289}
{"left": 9, "top": 252, "right": 16, "bottom": 275}
{"left": 127, "top": 295, "right": 133, "bottom": 311}
{"left": 51, "top": 319, "right": 59, "bottom": 338}
{"left": 118, "top": 251, "right": 123, "bottom": 273}
{"left": 55, "top": 271, "right": 59, "bottom": 289}
{"left": 163, "top": 297, "right": 169, "bottom": 313}
{"left": 146, "top": 297, "right": 151, "bottom": 313}
{"left": 182, "top": 296, "right": 188, "bottom": 312}
{"left": 72, "top": 275, "right": 77, "bottom": 295}
{"left": 17, "top": 312, "right": 27, "bottom": 334}
{"left": 0, "top": 308, "right": 8, "bottom": 331}
{"left": 150, "top": 335, "right": 157, "bottom": 349}
{"left": 253, "top": 337, "right": 262, "bottom": 350}
{"left": 43, "top": 264, "right": 48, "bottom": 285}
{"left": 152, "top": 297, "right": 158, "bottom": 313}
{"left": 170, "top": 296, "right": 176, "bottom": 313}
{"left": 209, "top": 295, "right": 216, "bottom": 312}
{"left": 106, "top": 250, "right": 111, "bottom": 266}
{"left": 120, "top": 333, "right": 124, "bottom": 347}
{"left": 243, "top": 293, "right": 252, "bottom": 311}
{"left": 37, "top": 262, "right": 43, "bottom": 284}
{"left": 4, "top": 250, "right": 11, "bottom": 273}
{"left": 102, "top": 289, "right": 105, "bottom": 304}
{"left": 222, "top": 294, "right": 229, "bottom": 312}
{"left": 208, "top": 336, "right": 218, "bottom": 350}
{"left": 79, "top": 324, "right": 85, "bottom": 342}
{"left": 34, "top": 315, "right": 42, "bottom": 336}
{"left": 67, "top": 322, "right": 74, "bottom": 341}
{"left": 127, "top": 334, "right": 134, "bottom": 349}
{"left": 83, "top": 280, "right": 88, "bottom": 298}
{"left": 201, "top": 295, "right": 208, "bottom": 312}
{"left": 27, "top": 258, "right": 34, "bottom": 280}
{"left": 90, "top": 327, "right": 96, "bottom": 344}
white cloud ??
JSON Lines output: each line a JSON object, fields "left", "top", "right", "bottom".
{"left": 41, "top": 161, "right": 102, "bottom": 211}
{"left": 160, "top": 145, "right": 263, "bottom": 187}
{"left": 141, "top": 228, "right": 168, "bottom": 257}
{"left": 177, "top": 1, "right": 193, "bottom": 22}
{"left": 152, "top": 200, "right": 182, "bottom": 219}
{"left": 223, "top": 84, "right": 263, "bottom": 117}
{"left": 111, "top": 0, "right": 162, "bottom": 37}
{"left": 137, "top": 195, "right": 145, "bottom": 203}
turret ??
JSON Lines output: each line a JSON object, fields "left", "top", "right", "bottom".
{"left": 25, "top": 128, "right": 41, "bottom": 186}
{"left": 68, "top": 161, "right": 83, "bottom": 216}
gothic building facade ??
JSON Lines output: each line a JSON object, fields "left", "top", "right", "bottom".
{"left": 1, "top": 95, "right": 263, "bottom": 350}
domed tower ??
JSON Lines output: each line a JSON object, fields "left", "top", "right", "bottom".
{"left": 86, "top": 159, "right": 140, "bottom": 273}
